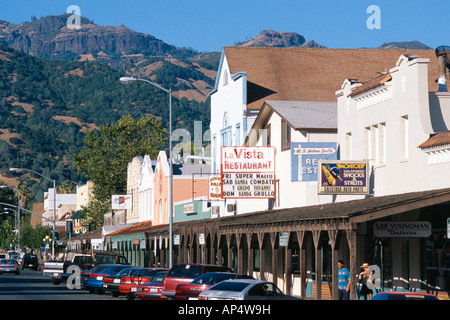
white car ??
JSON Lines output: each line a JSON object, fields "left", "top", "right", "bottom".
{"left": 198, "top": 279, "right": 301, "bottom": 300}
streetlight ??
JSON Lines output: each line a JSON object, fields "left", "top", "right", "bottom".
{"left": 10, "top": 168, "right": 56, "bottom": 259}
{"left": 0, "top": 186, "right": 21, "bottom": 251}
{"left": 119, "top": 76, "right": 173, "bottom": 268}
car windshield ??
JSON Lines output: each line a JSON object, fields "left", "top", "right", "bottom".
{"left": 95, "top": 255, "right": 117, "bottom": 264}
{"left": 151, "top": 271, "right": 167, "bottom": 282}
{"left": 0, "top": 259, "right": 16, "bottom": 264}
{"left": 115, "top": 267, "right": 138, "bottom": 276}
{"left": 103, "top": 265, "right": 127, "bottom": 274}
{"left": 72, "top": 255, "right": 93, "bottom": 263}
{"left": 209, "top": 281, "right": 251, "bottom": 292}
{"left": 192, "top": 273, "right": 236, "bottom": 285}
{"left": 91, "top": 265, "right": 115, "bottom": 273}
{"left": 168, "top": 265, "right": 203, "bottom": 278}
{"left": 132, "top": 269, "right": 161, "bottom": 277}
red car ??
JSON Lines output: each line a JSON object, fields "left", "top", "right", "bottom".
{"left": 136, "top": 270, "right": 168, "bottom": 300}
{"left": 119, "top": 267, "right": 167, "bottom": 300}
{"left": 175, "top": 272, "right": 254, "bottom": 300}
{"left": 161, "top": 263, "right": 232, "bottom": 299}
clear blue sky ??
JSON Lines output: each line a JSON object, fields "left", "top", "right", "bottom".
{"left": 1, "top": 0, "right": 448, "bottom": 52}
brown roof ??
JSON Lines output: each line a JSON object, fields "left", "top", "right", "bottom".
{"left": 223, "top": 47, "right": 439, "bottom": 109}
{"left": 108, "top": 220, "right": 153, "bottom": 236}
{"left": 216, "top": 187, "right": 450, "bottom": 227}
{"left": 418, "top": 130, "right": 450, "bottom": 149}
{"left": 348, "top": 73, "right": 392, "bottom": 97}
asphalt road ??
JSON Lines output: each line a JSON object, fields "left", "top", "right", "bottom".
{"left": 0, "top": 268, "right": 120, "bottom": 300}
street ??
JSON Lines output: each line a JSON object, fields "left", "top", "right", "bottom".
{"left": 0, "top": 269, "right": 119, "bottom": 300}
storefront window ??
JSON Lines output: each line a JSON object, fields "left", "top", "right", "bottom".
{"left": 425, "top": 233, "right": 450, "bottom": 291}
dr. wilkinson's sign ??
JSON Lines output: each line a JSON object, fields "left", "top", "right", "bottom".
{"left": 373, "top": 221, "right": 431, "bottom": 238}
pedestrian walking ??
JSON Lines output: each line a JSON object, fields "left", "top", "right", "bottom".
{"left": 358, "top": 263, "right": 373, "bottom": 300}
{"left": 338, "top": 259, "right": 351, "bottom": 300}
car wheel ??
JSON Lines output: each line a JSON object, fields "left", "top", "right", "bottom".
{"left": 126, "top": 293, "right": 135, "bottom": 300}
{"left": 112, "top": 291, "right": 120, "bottom": 297}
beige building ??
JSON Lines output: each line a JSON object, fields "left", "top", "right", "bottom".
{"left": 126, "top": 156, "right": 144, "bottom": 223}
{"left": 76, "top": 181, "right": 94, "bottom": 211}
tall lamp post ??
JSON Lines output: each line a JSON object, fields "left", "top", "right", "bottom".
{"left": 10, "top": 168, "right": 56, "bottom": 259}
{"left": 119, "top": 76, "right": 173, "bottom": 268}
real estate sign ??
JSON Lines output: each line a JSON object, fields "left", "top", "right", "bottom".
{"left": 291, "top": 142, "right": 338, "bottom": 181}
{"left": 221, "top": 146, "right": 275, "bottom": 199}
{"left": 318, "top": 160, "right": 369, "bottom": 194}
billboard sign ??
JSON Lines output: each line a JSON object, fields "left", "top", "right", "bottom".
{"left": 318, "top": 160, "right": 369, "bottom": 194}
{"left": 111, "top": 194, "right": 132, "bottom": 210}
{"left": 291, "top": 142, "right": 338, "bottom": 181}
{"left": 221, "top": 146, "right": 275, "bottom": 199}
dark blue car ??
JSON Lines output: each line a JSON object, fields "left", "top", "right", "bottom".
{"left": 86, "top": 264, "right": 130, "bottom": 294}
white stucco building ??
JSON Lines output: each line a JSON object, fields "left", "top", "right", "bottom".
{"left": 209, "top": 47, "right": 439, "bottom": 215}
{"left": 336, "top": 53, "right": 450, "bottom": 198}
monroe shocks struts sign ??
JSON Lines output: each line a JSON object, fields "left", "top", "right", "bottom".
{"left": 318, "top": 160, "right": 369, "bottom": 195}
{"left": 221, "top": 146, "right": 275, "bottom": 199}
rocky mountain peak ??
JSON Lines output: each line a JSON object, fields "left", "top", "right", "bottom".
{"left": 235, "top": 29, "right": 326, "bottom": 48}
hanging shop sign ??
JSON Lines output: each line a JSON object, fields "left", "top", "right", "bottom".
{"left": 291, "top": 142, "right": 337, "bottom": 181}
{"left": 373, "top": 221, "right": 432, "bottom": 238}
{"left": 221, "top": 146, "right": 275, "bottom": 199}
{"left": 318, "top": 160, "right": 369, "bottom": 194}
{"left": 209, "top": 175, "right": 222, "bottom": 200}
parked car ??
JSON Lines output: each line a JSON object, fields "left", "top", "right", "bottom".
{"left": 0, "top": 259, "right": 21, "bottom": 275}
{"left": 371, "top": 291, "right": 439, "bottom": 300}
{"left": 22, "top": 254, "right": 39, "bottom": 270}
{"left": 199, "top": 279, "right": 301, "bottom": 300}
{"left": 175, "top": 272, "right": 254, "bottom": 300}
{"left": 86, "top": 264, "right": 130, "bottom": 294}
{"left": 103, "top": 266, "right": 140, "bottom": 297}
{"left": 161, "top": 263, "right": 232, "bottom": 299}
{"left": 119, "top": 267, "right": 168, "bottom": 300}
{"left": 136, "top": 270, "right": 168, "bottom": 300}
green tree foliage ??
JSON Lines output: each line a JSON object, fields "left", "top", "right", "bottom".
{"left": 73, "top": 114, "right": 167, "bottom": 203}
{"left": 20, "top": 224, "right": 52, "bottom": 250}
{"left": 78, "top": 199, "right": 109, "bottom": 232}
{"left": 0, "top": 217, "right": 16, "bottom": 250}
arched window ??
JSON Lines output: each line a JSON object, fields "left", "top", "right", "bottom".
{"left": 221, "top": 112, "right": 231, "bottom": 146}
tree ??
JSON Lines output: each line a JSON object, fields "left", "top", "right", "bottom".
{"left": 20, "top": 224, "right": 52, "bottom": 250}
{"left": 57, "top": 180, "right": 76, "bottom": 194}
{"left": 73, "top": 114, "right": 167, "bottom": 204}
{"left": 78, "top": 199, "right": 109, "bottom": 231}
{"left": 0, "top": 217, "right": 16, "bottom": 250}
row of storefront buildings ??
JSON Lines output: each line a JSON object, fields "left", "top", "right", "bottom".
{"left": 60, "top": 46, "right": 449, "bottom": 300}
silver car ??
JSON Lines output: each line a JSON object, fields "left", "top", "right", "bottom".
{"left": 198, "top": 279, "right": 301, "bottom": 300}
{"left": 0, "top": 259, "right": 20, "bottom": 275}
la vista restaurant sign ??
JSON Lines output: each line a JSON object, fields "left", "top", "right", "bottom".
{"left": 221, "top": 146, "right": 275, "bottom": 199}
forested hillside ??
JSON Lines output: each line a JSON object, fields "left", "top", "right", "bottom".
{"left": 0, "top": 44, "right": 210, "bottom": 202}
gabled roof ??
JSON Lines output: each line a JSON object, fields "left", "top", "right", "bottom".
{"left": 264, "top": 100, "right": 337, "bottom": 130}
{"left": 245, "top": 100, "right": 336, "bottom": 146}
{"left": 220, "top": 47, "right": 439, "bottom": 110}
